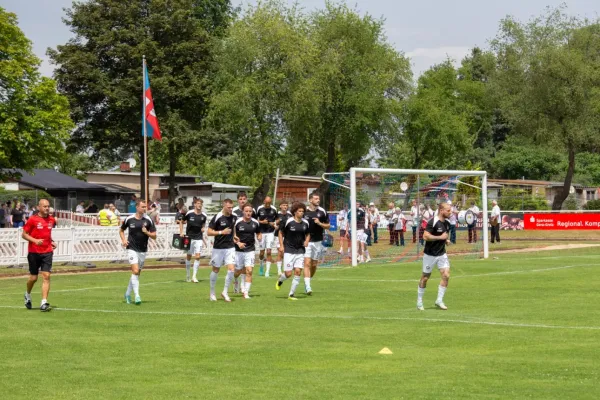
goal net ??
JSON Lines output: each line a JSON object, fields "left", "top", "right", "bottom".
{"left": 321, "top": 168, "right": 489, "bottom": 267}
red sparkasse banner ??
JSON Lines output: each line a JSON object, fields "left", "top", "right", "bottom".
{"left": 524, "top": 213, "right": 600, "bottom": 230}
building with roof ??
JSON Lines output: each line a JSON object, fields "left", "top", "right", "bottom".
{"left": 489, "top": 178, "right": 598, "bottom": 208}
{"left": 1, "top": 169, "right": 136, "bottom": 210}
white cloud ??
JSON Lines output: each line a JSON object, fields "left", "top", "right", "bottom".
{"left": 406, "top": 46, "right": 472, "bottom": 76}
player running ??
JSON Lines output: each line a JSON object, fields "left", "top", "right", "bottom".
{"left": 274, "top": 201, "right": 292, "bottom": 276}
{"left": 417, "top": 202, "right": 452, "bottom": 311}
{"left": 22, "top": 199, "right": 56, "bottom": 311}
{"left": 233, "top": 204, "right": 262, "bottom": 299}
{"left": 256, "top": 196, "right": 278, "bottom": 277}
{"left": 179, "top": 198, "right": 208, "bottom": 283}
{"left": 207, "top": 199, "right": 238, "bottom": 302}
{"left": 232, "top": 192, "right": 256, "bottom": 292}
{"left": 303, "top": 191, "right": 330, "bottom": 294}
{"left": 276, "top": 202, "right": 310, "bottom": 300}
{"left": 120, "top": 200, "right": 157, "bottom": 305}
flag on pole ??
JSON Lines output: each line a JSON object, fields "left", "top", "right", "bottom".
{"left": 143, "top": 64, "right": 162, "bottom": 141}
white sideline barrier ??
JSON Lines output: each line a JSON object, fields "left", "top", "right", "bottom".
{"left": 0, "top": 225, "right": 215, "bottom": 266}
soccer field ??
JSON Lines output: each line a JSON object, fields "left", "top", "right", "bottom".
{"left": 1, "top": 248, "right": 600, "bottom": 400}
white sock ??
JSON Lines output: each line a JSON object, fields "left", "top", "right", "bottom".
{"left": 265, "top": 262, "right": 271, "bottom": 275}
{"left": 365, "top": 250, "right": 370, "bottom": 259}
{"left": 437, "top": 285, "right": 447, "bottom": 303}
{"left": 289, "top": 276, "right": 301, "bottom": 296}
{"left": 260, "top": 259, "right": 264, "bottom": 269}
{"left": 131, "top": 274, "right": 140, "bottom": 297}
{"left": 245, "top": 282, "right": 252, "bottom": 294}
{"left": 209, "top": 271, "right": 218, "bottom": 295}
{"left": 25, "top": 291, "right": 31, "bottom": 301}
{"left": 192, "top": 260, "right": 199, "bottom": 279}
{"left": 276, "top": 261, "right": 282, "bottom": 275}
{"left": 304, "top": 277, "right": 311, "bottom": 290}
{"left": 41, "top": 298, "right": 47, "bottom": 305}
{"left": 278, "top": 273, "right": 288, "bottom": 284}
{"left": 185, "top": 260, "right": 191, "bottom": 278}
{"left": 224, "top": 270, "right": 234, "bottom": 292}
{"left": 417, "top": 286, "right": 425, "bottom": 302}
{"left": 239, "top": 274, "right": 246, "bottom": 292}
{"left": 125, "top": 278, "right": 133, "bottom": 296}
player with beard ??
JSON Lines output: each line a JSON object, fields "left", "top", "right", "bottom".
{"left": 207, "top": 199, "right": 238, "bottom": 302}
{"left": 276, "top": 202, "right": 310, "bottom": 300}
{"left": 179, "top": 198, "right": 208, "bottom": 283}
{"left": 232, "top": 192, "right": 256, "bottom": 292}
{"left": 233, "top": 204, "right": 262, "bottom": 299}
{"left": 303, "top": 192, "right": 330, "bottom": 295}
{"left": 256, "top": 196, "right": 278, "bottom": 277}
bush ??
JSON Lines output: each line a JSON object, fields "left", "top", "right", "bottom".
{"left": 0, "top": 190, "right": 52, "bottom": 205}
{"left": 584, "top": 199, "right": 600, "bottom": 210}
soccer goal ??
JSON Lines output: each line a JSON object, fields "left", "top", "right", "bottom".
{"left": 322, "top": 168, "right": 489, "bottom": 267}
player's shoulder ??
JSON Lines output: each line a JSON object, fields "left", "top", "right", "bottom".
{"left": 186, "top": 210, "right": 195, "bottom": 216}
{"left": 143, "top": 215, "right": 154, "bottom": 224}
{"left": 201, "top": 211, "right": 208, "bottom": 218}
{"left": 251, "top": 218, "right": 260, "bottom": 225}
{"left": 212, "top": 212, "right": 223, "bottom": 221}
{"left": 257, "top": 205, "right": 265, "bottom": 211}
{"left": 317, "top": 206, "right": 327, "bottom": 214}
{"left": 124, "top": 214, "right": 136, "bottom": 223}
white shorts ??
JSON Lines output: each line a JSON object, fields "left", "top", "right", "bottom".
{"left": 210, "top": 248, "right": 236, "bottom": 268}
{"left": 357, "top": 229, "right": 368, "bottom": 243}
{"left": 260, "top": 232, "right": 275, "bottom": 250}
{"left": 127, "top": 250, "right": 146, "bottom": 268}
{"left": 283, "top": 253, "right": 304, "bottom": 271}
{"left": 235, "top": 251, "right": 255, "bottom": 270}
{"left": 304, "top": 241, "right": 324, "bottom": 261}
{"left": 422, "top": 254, "right": 450, "bottom": 274}
{"left": 187, "top": 239, "right": 203, "bottom": 256}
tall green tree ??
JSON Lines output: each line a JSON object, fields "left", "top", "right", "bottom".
{"left": 490, "top": 6, "right": 600, "bottom": 209}
{"left": 0, "top": 7, "right": 73, "bottom": 175}
{"left": 204, "top": 1, "right": 312, "bottom": 207}
{"left": 48, "top": 0, "right": 232, "bottom": 207}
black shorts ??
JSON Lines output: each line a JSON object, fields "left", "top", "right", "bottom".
{"left": 28, "top": 252, "right": 53, "bottom": 275}
{"left": 340, "top": 229, "right": 347, "bottom": 237}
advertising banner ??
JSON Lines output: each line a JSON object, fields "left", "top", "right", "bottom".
{"left": 524, "top": 213, "right": 600, "bottom": 230}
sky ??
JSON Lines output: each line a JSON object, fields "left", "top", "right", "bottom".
{"left": 1, "top": 0, "right": 599, "bottom": 78}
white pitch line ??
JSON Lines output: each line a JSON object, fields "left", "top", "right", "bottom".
{"left": 0, "top": 305, "right": 598, "bottom": 331}
{"left": 0, "top": 280, "right": 177, "bottom": 297}
{"left": 318, "top": 264, "right": 600, "bottom": 283}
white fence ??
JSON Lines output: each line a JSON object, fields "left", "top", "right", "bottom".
{"left": 0, "top": 225, "right": 213, "bottom": 267}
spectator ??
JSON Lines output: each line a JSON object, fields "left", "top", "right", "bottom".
{"left": 12, "top": 202, "right": 26, "bottom": 228}
{"left": 468, "top": 201, "right": 480, "bottom": 243}
{"left": 0, "top": 203, "right": 6, "bottom": 228}
{"left": 128, "top": 195, "right": 137, "bottom": 214}
{"left": 85, "top": 200, "right": 99, "bottom": 214}
{"left": 48, "top": 207, "right": 57, "bottom": 227}
{"left": 448, "top": 202, "right": 458, "bottom": 244}
{"left": 115, "top": 196, "right": 126, "bottom": 213}
{"left": 109, "top": 203, "right": 121, "bottom": 226}
{"left": 98, "top": 204, "right": 113, "bottom": 226}
{"left": 392, "top": 207, "right": 406, "bottom": 246}
{"left": 369, "top": 202, "right": 380, "bottom": 244}
{"left": 148, "top": 203, "right": 160, "bottom": 225}
{"left": 75, "top": 201, "right": 85, "bottom": 213}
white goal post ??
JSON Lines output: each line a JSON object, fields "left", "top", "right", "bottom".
{"left": 349, "top": 168, "right": 489, "bottom": 266}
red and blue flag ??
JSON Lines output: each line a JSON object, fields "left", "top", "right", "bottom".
{"left": 143, "top": 65, "right": 162, "bottom": 141}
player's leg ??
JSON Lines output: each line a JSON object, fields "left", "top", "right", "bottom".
{"left": 276, "top": 245, "right": 283, "bottom": 275}
{"left": 25, "top": 253, "right": 39, "bottom": 309}
{"left": 373, "top": 224, "right": 378, "bottom": 244}
{"left": 265, "top": 246, "right": 273, "bottom": 277}
{"left": 185, "top": 253, "right": 192, "bottom": 282}
{"left": 412, "top": 224, "right": 417, "bottom": 243}
{"left": 209, "top": 250, "right": 224, "bottom": 301}
{"left": 289, "top": 257, "right": 303, "bottom": 300}
{"left": 435, "top": 255, "right": 450, "bottom": 310}
{"left": 39, "top": 253, "right": 53, "bottom": 310}
{"left": 418, "top": 255, "right": 435, "bottom": 310}
{"left": 258, "top": 248, "right": 265, "bottom": 276}
{"left": 276, "top": 254, "right": 294, "bottom": 290}
{"left": 244, "top": 266, "right": 253, "bottom": 298}
{"left": 362, "top": 234, "right": 371, "bottom": 262}
{"left": 221, "top": 249, "right": 236, "bottom": 302}
{"left": 191, "top": 240, "right": 202, "bottom": 283}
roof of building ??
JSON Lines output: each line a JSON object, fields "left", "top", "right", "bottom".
{"left": 489, "top": 179, "right": 586, "bottom": 189}
{"left": 279, "top": 175, "right": 322, "bottom": 183}
{"left": 100, "top": 183, "right": 138, "bottom": 194}
{"left": 170, "top": 182, "right": 252, "bottom": 190}
{"left": 87, "top": 171, "right": 200, "bottom": 178}
{"left": 2, "top": 169, "right": 106, "bottom": 191}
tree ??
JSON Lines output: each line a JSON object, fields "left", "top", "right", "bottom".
{"left": 48, "top": 0, "right": 233, "bottom": 207}
{"left": 491, "top": 137, "right": 563, "bottom": 181}
{"left": 490, "top": 6, "right": 600, "bottom": 210}
{"left": 0, "top": 7, "right": 73, "bottom": 175}
{"left": 204, "top": 1, "right": 312, "bottom": 207}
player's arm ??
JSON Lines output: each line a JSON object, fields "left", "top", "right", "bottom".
{"left": 207, "top": 217, "right": 231, "bottom": 236}
{"left": 278, "top": 227, "right": 285, "bottom": 249}
{"left": 179, "top": 215, "right": 186, "bottom": 236}
{"left": 119, "top": 228, "right": 128, "bottom": 247}
{"left": 142, "top": 221, "right": 157, "bottom": 240}
{"left": 21, "top": 221, "right": 43, "bottom": 246}
{"left": 257, "top": 232, "right": 262, "bottom": 242}
{"left": 304, "top": 233, "right": 311, "bottom": 247}
{"left": 423, "top": 221, "right": 447, "bottom": 241}
{"left": 316, "top": 212, "right": 330, "bottom": 229}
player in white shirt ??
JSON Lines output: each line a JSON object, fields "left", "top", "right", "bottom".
{"left": 392, "top": 207, "right": 406, "bottom": 246}
{"left": 410, "top": 199, "right": 419, "bottom": 243}
{"left": 337, "top": 204, "right": 349, "bottom": 255}
{"left": 385, "top": 202, "right": 395, "bottom": 245}
{"left": 490, "top": 200, "right": 501, "bottom": 244}
{"left": 468, "top": 201, "right": 480, "bottom": 243}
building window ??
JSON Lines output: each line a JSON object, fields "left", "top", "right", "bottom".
{"left": 586, "top": 190, "right": 595, "bottom": 201}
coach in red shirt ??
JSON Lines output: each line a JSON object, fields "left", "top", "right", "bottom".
{"left": 22, "top": 199, "right": 56, "bottom": 312}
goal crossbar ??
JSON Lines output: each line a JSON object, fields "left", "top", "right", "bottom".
{"left": 349, "top": 168, "right": 489, "bottom": 266}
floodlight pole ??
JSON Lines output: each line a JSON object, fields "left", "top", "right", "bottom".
{"left": 350, "top": 168, "right": 357, "bottom": 267}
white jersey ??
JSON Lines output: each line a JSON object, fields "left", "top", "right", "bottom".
{"left": 338, "top": 209, "right": 348, "bottom": 230}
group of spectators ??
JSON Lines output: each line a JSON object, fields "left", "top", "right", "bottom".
{"left": 0, "top": 201, "right": 55, "bottom": 229}
{"left": 74, "top": 195, "right": 162, "bottom": 227}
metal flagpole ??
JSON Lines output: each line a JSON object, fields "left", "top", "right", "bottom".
{"left": 273, "top": 168, "right": 280, "bottom": 204}
{"left": 142, "top": 56, "right": 149, "bottom": 205}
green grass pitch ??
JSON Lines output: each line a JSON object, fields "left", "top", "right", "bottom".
{"left": 1, "top": 248, "right": 600, "bottom": 399}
